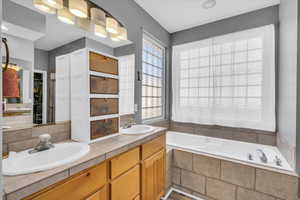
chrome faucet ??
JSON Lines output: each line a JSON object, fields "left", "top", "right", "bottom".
{"left": 123, "top": 118, "right": 136, "bottom": 129}
{"left": 256, "top": 149, "right": 268, "bottom": 163}
{"left": 29, "top": 134, "right": 54, "bottom": 154}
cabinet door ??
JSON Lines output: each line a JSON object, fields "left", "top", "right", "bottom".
{"left": 142, "top": 149, "right": 166, "bottom": 200}
{"left": 86, "top": 186, "right": 108, "bottom": 200}
{"left": 55, "top": 55, "right": 70, "bottom": 122}
{"left": 111, "top": 165, "right": 140, "bottom": 200}
{"left": 90, "top": 98, "right": 118, "bottom": 117}
{"left": 90, "top": 118, "right": 119, "bottom": 140}
{"left": 90, "top": 75, "right": 118, "bottom": 94}
{"left": 89, "top": 52, "right": 118, "bottom": 75}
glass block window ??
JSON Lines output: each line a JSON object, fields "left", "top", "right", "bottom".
{"left": 172, "top": 25, "right": 276, "bottom": 131}
{"left": 142, "top": 34, "right": 165, "bottom": 120}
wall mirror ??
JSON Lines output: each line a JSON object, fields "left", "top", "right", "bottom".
{"left": 2, "top": 0, "right": 135, "bottom": 130}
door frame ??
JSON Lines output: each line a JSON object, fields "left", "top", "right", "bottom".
{"left": 34, "top": 69, "right": 47, "bottom": 124}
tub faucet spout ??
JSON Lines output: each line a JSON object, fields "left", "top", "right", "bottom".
{"left": 256, "top": 149, "right": 268, "bottom": 163}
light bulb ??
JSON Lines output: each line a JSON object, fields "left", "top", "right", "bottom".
{"left": 57, "top": 8, "right": 75, "bottom": 25}
{"left": 33, "top": 0, "right": 56, "bottom": 14}
{"left": 110, "top": 33, "right": 120, "bottom": 42}
{"left": 42, "top": 0, "right": 63, "bottom": 9}
{"left": 94, "top": 24, "right": 107, "bottom": 38}
{"left": 69, "top": 0, "right": 88, "bottom": 18}
{"left": 106, "top": 17, "right": 119, "bottom": 34}
{"left": 117, "top": 27, "right": 127, "bottom": 40}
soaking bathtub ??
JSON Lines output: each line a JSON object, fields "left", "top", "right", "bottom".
{"left": 166, "top": 131, "right": 294, "bottom": 173}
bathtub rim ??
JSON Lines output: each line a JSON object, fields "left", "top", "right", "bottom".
{"left": 167, "top": 131, "right": 299, "bottom": 177}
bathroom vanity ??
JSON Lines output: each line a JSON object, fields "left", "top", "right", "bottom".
{"left": 3, "top": 128, "right": 166, "bottom": 200}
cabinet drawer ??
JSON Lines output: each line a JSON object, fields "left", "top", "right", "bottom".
{"left": 90, "top": 118, "right": 119, "bottom": 140}
{"left": 142, "top": 135, "right": 166, "bottom": 160}
{"left": 111, "top": 165, "right": 140, "bottom": 200}
{"left": 90, "top": 98, "right": 118, "bottom": 117}
{"left": 110, "top": 147, "right": 140, "bottom": 179}
{"left": 86, "top": 186, "right": 108, "bottom": 200}
{"left": 89, "top": 52, "right": 118, "bottom": 75}
{"left": 30, "top": 162, "right": 107, "bottom": 200}
{"left": 90, "top": 75, "right": 118, "bottom": 94}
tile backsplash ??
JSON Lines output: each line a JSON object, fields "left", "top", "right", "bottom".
{"left": 169, "top": 121, "right": 276, "bottom": 146}
{"left": 3, "top": 121, "right": 71, "bottom": 155}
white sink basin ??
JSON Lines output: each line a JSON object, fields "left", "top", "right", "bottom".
{"left": 120, "top": 125, "right": 156, "bottom": 135}
{"left": 3, "top": 142, "right": 90, "bottom": 176}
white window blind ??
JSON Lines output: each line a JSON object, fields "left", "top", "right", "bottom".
{"left": 119, "top": 54, "right": 135, "bottom": 115}
{"left": 142, "top": 34, "right": 165, "bottom": 120}
{"left": 172, "top": 25, "right": 275, "bottom": 131}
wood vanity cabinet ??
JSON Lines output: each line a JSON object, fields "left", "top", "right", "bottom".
{"left": 86, "top": 186, "right": 108, "bottom": 200}
{"left": 23, "top": 135, "right": 166, "bottom": 200}
{"left": 141, "top": 136, "right": 166, "bottom": 200}
{"left": 24, "top": 162, "right": 107, "bottom": 200}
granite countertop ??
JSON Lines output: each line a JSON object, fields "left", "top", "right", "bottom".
{"left": 3, "top": 127, "right": 167, "bottom": 200}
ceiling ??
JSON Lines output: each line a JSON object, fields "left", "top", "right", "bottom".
{"left": 134, "top": 0, "right": 280, "bottom": 33}
{"left": 8, "top": 0, "right": 132, "bottom": 51}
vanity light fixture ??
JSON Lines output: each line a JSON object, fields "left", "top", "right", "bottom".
{"left": 117, "top": 27, "right": 127, "bottom": 40}
{"left": 110, "top": 33, "right": 120, "bottom": 42}
{"left": 57, "top": 7, "right": 75, "bottom": 25}
{"left": 94, "top": 24, "right": 107, "bottom": 38}
{"left": 69, "top": 0, "right": 88, "bottom": 18}
{"left": 106, "top": 17, "right": 119, "bottom": 34}
{"left": 33, "top": 0, "right": 56, "bottom": 14}
{"left": 32, "top": 0, "right": 128, "bottom": 42}
{"left": 202, "top": 0, "right": 216, "bottom": 9}
{"left": 42, "top": 0, "right": 63, "bottom": 9}
{"left": 90, "top": 8, "right": 106, "bottom": 26}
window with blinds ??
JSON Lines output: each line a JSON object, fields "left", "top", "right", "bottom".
{"left": 142, "top": 34, "right": 165, "bottom": 120}
{"left": 172, "top": 25, "right": 275, "bottom": 131}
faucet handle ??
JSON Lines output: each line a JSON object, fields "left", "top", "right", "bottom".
{"left": 39, "top": 134, "right": 51, "bottom": 142}
{"left": 274, "top": 156, "right": 282, "bottom": 166}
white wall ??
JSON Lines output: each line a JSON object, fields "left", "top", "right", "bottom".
{"left": 278, "top": 0, "right": 299, "bottom": 171}
{"left": 2, "top": 33, "right": 34, "bottom": 63}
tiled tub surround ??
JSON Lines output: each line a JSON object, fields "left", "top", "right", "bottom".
{"left": 168, "top": 132, "right": 292, "bottom": 172}
{"left": 3, "top": 127, "right": 166, "bottom": 200}
{"left": 170, "top": 149, "right": 299, "bottom": 200}
{"left": 170, "top": 121, "right": 276, "bottom": 146}
{"left": 3, "top": 121, "right": 71, "bottom": 155}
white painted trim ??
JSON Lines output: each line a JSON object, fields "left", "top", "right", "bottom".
{"left": 90, "top": 114, "right": 119, "bottom": 121}
{"left": 89, "top": 71, "right": 119, "bottom": 79}
{"left": 89, "top": 94, "right": 119, "bottom": 98}
{"left": 161, "top": 187, "right": 204, "bottom": 200}
{"left": 34, "top": 69, "right": 47, "bottom": 124}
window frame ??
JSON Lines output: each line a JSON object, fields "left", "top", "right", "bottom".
{"left": 141, "top": 32, "right": 166, "bottom": 123}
